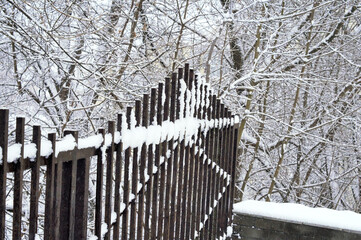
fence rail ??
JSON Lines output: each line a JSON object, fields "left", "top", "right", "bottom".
{"left": 0, "top": 64, "right": 239, "bottom": 239}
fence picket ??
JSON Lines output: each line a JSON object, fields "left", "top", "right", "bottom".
{"left": 199, "top": 87, "right": 209, "bottom": 239}
{"left": 163, "top": 77, "right": 173, "bottom": 239}
{"left": 150, "top": 83, "right": 163, "bottom": 240}
{"left": 59, "top": 130, "right": 78, "bottom": 240}
{"left": 29, "top": 125, "right": 41, "bottom": 240}
{"left": 113, "top": 114, "right": 123, "bottom": 240}
{"left": 74, "top": 156, "right": 90, "bottom": 239}
{"left": 45, "top": 132, "right": 56, "bottom": 240}
{"left": 144, "top": 88, "right": 156, "bottom": 239}
{"left": 191, "top": 75, "right": 201, "bottom": 239}
{"left": 13, "top": 117, "right": 25, "bottom": 239}
{"left": 121, "top": 107, "right": 132, "bottom": 240}
{"left": 218, "top": 105, "right": 226, "bottom": 237}
{"left": 0, "top": 64, "right": 239, "bottom": 240}
{"left": 104, "top": 121, "right": 115, "bottom": 240}
{"left": 54, "top": 132, "right": 63, "bottom": 240}
{"left": 195, "top": 84, "right": 202, "bottom": 239}
{"left": 137, "top": 94, "right": 149, "bottom": 239}
{"left": 157, "top": 78, "right": 171, "bottom": 239}
{"left": 0, "top": 109, "right": 8, "bottom": 240}
{"left": 95, "top": 128, "right": 105, "bottom": 238}
{"left": 168, "top": 72, "right": 178, "bottom": 239}
{"left": 174, "top": 67, "right": 184, "bottom": 240}
{"left": 130, "top": 101, "right": 141, "bottom": 239}
{"left": 180, "top": 65, "right": 190, "bottom": 240}
{"left": 207, "top": 95, "right": 218, "bottom": 239}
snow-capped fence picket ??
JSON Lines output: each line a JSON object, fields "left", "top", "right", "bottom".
{"left": 0, "top": 64, "right": 240, "bottom": 240}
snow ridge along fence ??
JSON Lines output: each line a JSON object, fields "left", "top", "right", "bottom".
{"left": 0, "top": 64, "right": 240, "bottom": 240}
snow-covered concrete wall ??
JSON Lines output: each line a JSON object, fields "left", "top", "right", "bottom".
{"left": 232, "top": 213, "right": 361, "bottom": 240}
{"left": 232, "top": 201, "right": 361, "bottom": 240}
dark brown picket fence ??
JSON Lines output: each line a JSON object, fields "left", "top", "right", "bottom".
{"left": 0, "top": 64, "right": 239, "bottom": 240}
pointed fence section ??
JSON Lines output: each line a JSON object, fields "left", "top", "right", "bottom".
{"left": 0, "top": 64, "right": 240, "bottom": 239}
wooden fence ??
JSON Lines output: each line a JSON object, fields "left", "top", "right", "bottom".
{"left": 0, "top": 64, "right": 239, "bottom": 239}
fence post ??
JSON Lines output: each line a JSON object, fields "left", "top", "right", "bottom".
{"left": 137, "top": 94, "right": 149, "bottom": 238}
{"left": 169, "top": 72, "right": 178, "bottom": 239}
{"left": 229, "top": 119, "right": 240, "bottom": 234}
{"left": 157, "top": 79, "right": 170, "bottom": 239}
{"left": 180, "top": 65, "right": 191, "bottom": 240}
{"left": 53, "top": 132, "right": 63, "bottom": 240}
{"left": 144, "top": 89, "right": 156, "bottom": 240}
{"left": 74, "top": 140, "right": 90, "bottom": 238}
{"left": 61, "top": 130, "right": 78, "bottom": 240}
{"left": 0, "top": 109, "right": 9, "bottom": 240}
{"left": 121, "top": 107, "right": 132, "bottom": 240}
{"left": 186, "top": 70, "right": 196, "bottom": 240}
{"left": 45, "top": 132, "right": 56, "bottom": 240}
{"left": 104, "top": 121, "right": 115, "bottom": 240}
{"left": 113, "top": 113, "right": 123, "bottom": 239}
{"left": 175, "top": 67, "right": 184, "bottom": 239}
{"left": 13, "top": 117, "right": 25, "bottom": 240}
{"left": 95, "top": 128, "right": 105, "bottom": 238}
{"left": 195, "top": 76, "right": 205, "bottom": 237}
{"left": 130, "top": 100, "right": 141, "bottom": 239}
{"left": 150, "top": 83, "right": 163, "bottom": 240}
{"left": 200, "top": 86, "right": 210, "bottom": 239}
{"left": 162, "top": 77, "right": 172, "bottom": 239}
{"left": 29, "top": 125, "right": 41, "bottom": 240}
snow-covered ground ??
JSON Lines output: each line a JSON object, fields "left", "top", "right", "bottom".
{"left": 233, "top": 200, "right": 361, "bottom": 233}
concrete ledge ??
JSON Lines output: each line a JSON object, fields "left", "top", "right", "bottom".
{"left": 232, "top": 213, "right": 361, "bottom": 240}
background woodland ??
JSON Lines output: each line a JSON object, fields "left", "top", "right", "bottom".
{"left": 1, "top": 0, "right": 360, "bottom": 212}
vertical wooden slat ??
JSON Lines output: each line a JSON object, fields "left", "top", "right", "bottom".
{"left": 13, "top": 117, "right": 25, "bottom": 240}
{"left": 215, "top": 105, "right": 223, "bottom": 238}
{"left": 137, "top": 94, "right": 149, "bottom": 239}
{"left": 74, "top": 154, "right": 90, "bottom": 239}
{"left": 60, "top": 130, "right": 78, "bottom": 240}
{"left": 130, "top": 100, "right": 141, "bottom": 240}
{"left": 0, "top": 109, "right": 9, "bottom": 240}
{"left": 74, "top": 132, "right": 91, "bottom": 239}
{"left": 212, "top": 100, "right": 221, "bottom": 239}
{"left": 201, "top": 89, "right": 211, "bottom": 239}
{"left": 29, "top": 125, "right": 41, "bottom": 240}
{"left": 150, "top": 83, "right": 163, "bottom": 240}
{"left": 217, "top": 104, "right": 226, "bottom": 237}
{"left": 144, "top": 89, "right": 156, "bottom": 240}
{"left": 224, "top": 111, "right": 232, "bottom": 230}
{"left": 220, "top": 110, "right": 229, "bottom": 236}
{"left": 104, "top": 121, "right": 115, "bottom": 240}
{"left": 191, "top": 75, "right": 201, "bottom": 239}
{"left": 193, "top": 79, "right": 204, "bottom": 238}
{"left": 174, "top": 68, "right": 184, "bottom": 239}
{"left": 95, "top": 128, "right": 105, "bottom": 238}
{"left": 157, "top": 78, "right": 170, "bottom": 239}
{"left": 186, "top": 70, "right": 196, "bottom": 240}
{"left": 45, "top": 132, "right": 56, "bottom": 240}
{"left": 180, "top": 65, "right": 191, "bottom": 240}
{"left": 163, "top": 77, "right": 172, "bottom": 240}
{"left": 223, "top": 112, "right": 230, "bottom": 231}
{"left": 200, "top": 86, "right": 209, "bottom": 239}
{"left": 206, "top": 94, "right": 217, "bottom": 239}
{"left": 113, "top": 114, "right": 123, "bottom": 240}
{"left": 168, "top": 72, "right": 178, "bottom": 239}
{"left": 121, "top": 108, "right": 132, "bottom": 240}
{"left": 54, "top": 136, "right": 63, "bottom": 240}
{"left": 229, "top": 119, "right": 239, "bottom": 231}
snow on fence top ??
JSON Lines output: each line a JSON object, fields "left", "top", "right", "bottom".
{"left": 234, "top": 200, "right": 361, "bottom": 233}
{"left": 0, "top": 75, "right": 238, "bottom": 165}
{"left": 0, "top": 64, "right": 241, "bottom": 239}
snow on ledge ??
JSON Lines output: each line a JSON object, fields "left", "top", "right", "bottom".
{"left": 233, "top": 200, "right": 361, "bottom": 233}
